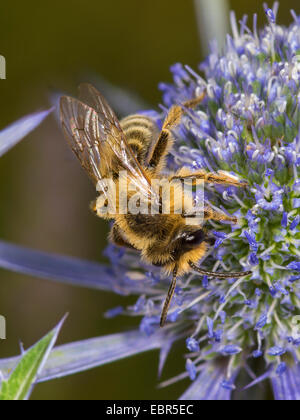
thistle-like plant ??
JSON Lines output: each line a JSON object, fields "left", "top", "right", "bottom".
{"left": 0, "top": 2, "right": 300, "bottom": 400}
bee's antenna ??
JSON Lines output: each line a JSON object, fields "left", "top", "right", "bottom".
{"left": 189, "top": 261, "right": 252, "bottom": 278}
{"left": 160, "top": 266, "right": 178, "bottom": 328}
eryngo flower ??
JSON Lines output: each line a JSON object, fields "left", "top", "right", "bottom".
{"left": 104, "top": 4, "right": 300, "bottom": 399}
{"left": 0, "top": 3, "right": 300, "bottom": 401}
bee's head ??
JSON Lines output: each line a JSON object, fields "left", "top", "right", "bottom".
{"left": 170, "top": 226, "right": 215, "bottom": 261}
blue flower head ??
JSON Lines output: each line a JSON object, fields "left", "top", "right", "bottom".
{"left": 102, "top": 3, "right": 300, "bottom": 400}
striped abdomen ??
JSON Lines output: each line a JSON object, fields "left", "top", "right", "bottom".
{"left": 120, "top": 114, "right": 159, "bottom": 165}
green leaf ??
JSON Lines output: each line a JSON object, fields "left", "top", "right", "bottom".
{"left": 0, "top": 316, "right": 66, "bottom": 400}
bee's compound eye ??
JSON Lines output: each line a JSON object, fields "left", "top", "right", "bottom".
{"left": 184, "top": 230, "right": 206, "bottom": 246}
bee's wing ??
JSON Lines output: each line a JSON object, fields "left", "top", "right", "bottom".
{"left": 60, "top": 96, "right": 105, "bottom": 189}
{"left": 61, "top": 84, "right": 156, "bottom": 201}
{"left": 78, "top": 83, "right": 156, "bottom": 200}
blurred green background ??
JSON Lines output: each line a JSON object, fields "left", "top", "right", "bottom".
{"left": 0, "top": 0, "right": 298, "bottom": 400}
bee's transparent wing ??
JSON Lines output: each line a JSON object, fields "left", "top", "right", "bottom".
{"left": 78, "top": 83, "right": 156, "bottom": 201}
{"left": 60, "top": 96, "right": 105, "bottom": 190}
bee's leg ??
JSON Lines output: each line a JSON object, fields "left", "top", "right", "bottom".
{"left": 147, "top": 93, "right": 205, "bottom": 172}
{"left": 171, "top": 168, "right": 248, "bottom": 188}
{"left": 182, "top": 206, "right": 237, "bottom": 223}
{"left": 189, "top": 261, "right": 252, "bottom": 278}
{"left": 147, "top": 129, "right": 173, "bottom": 172}
{"left": 203, "top": 206, "right": 238, "bottom": 223}
{"left": 160, "top": 265, "right": 178, "bottom": 327}
{"left": 110, "top": 224, "right": 137, "bottom": 250}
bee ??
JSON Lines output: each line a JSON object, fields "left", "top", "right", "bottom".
{"left": 60, "top": 84, "right": 252, "bottom": 327}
